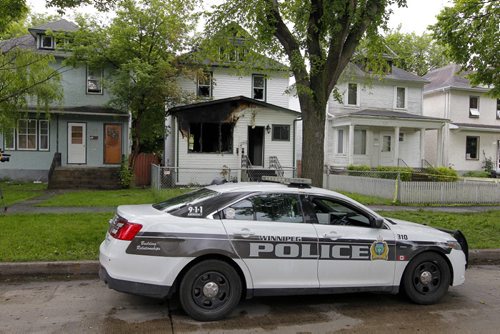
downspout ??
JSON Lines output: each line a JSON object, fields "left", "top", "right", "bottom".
{"left": 175, "top": 116, "right": 179, "bottom": 184}
{"left": 293, "top": 117, "right": 301, "bottom": 177}
{"left": 56, "top": 114, "right": 59, "bottom": 153}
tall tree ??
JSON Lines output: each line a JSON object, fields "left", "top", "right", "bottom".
{"left": 68, "top": 0, "right": 197, "bottom": 165}
{"left": 380, "top": 28, "right": 451, "bottom": 76}
{"left": 208, "top": 0, "right": 406, "bottom": 186}
{"left": 0, "top": 0, "right": 62, "bottom": 129}
{"left": 431, "top": 0, "right": 500, "bottom": 96}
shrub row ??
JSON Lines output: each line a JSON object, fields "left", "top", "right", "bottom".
{"left": 346, "top": 165, "right": 459, "bottom": 182}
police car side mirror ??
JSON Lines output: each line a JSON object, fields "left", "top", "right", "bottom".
{"left": 371, "top": 217, "right": 384, "bottom": 229}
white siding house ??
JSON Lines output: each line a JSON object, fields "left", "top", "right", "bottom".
{"left": 423, "top": 64, "right": 500, "bottom": 173}
{"left": 325, "top": 63, "right": 447, "bottom": 169}
{"left": 167, "top": 96, "right": 299, "bottom": 185}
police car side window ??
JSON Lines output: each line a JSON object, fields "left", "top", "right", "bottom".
{"left": 223, "top": 193, "right": 304, "bottom": 223}
{"left": 310, "top": 197, "right": 371, "bottom": 227}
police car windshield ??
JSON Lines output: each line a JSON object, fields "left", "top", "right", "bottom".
{"left": 153, "top": 188, "right": 218, "bottom": 212}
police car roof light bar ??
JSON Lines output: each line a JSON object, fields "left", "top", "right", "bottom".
{"left": 261, "top": 176, "right": 312, "bottom": 188}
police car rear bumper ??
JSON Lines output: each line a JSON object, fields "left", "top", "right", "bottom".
{"left": 99, "top": 266, "right": 171, "bottom": 299}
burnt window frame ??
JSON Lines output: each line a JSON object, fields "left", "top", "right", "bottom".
{"left": 187, "top": 122, "right": 233, "bottom": 154}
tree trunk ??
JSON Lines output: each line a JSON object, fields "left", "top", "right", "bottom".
{"left": 130, "top": 114, "right": 142, "bottom": 170}
{"left": 300, "top": 98, "right": 327, "bottom": 187}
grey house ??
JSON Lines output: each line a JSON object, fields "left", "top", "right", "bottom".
{"left": 0, "top": 20, "right": 129, "bottom": 188}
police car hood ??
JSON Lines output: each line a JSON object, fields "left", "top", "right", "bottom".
{"left": 388, "top": 218, "right": 455, "bottom": 240}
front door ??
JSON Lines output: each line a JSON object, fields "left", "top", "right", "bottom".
{"left": 379, "top": 132, "right": 393, "bottom": 166}
{"left": 220, "top": 193, "right": 319, "bottom": 291}
{"left": 248, "top": 126, "right": 264, "bottom": 166}
{"left": 68, "top": 123, "right": 86, "bottom": 164}
{"left": 104, "top": 123, "right": 122, "bottom": 164}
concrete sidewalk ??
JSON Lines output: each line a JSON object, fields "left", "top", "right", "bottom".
{"left": 0, "top": 249, "right": 499, "bottom": 278}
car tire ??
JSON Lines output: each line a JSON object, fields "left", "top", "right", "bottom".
{"left": 179, "top": 260, "right": 242, "bottom": 321}
{"left": 402, "top": 252, "right": 451, "bottom": 305}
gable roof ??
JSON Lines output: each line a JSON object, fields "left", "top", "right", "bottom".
{"left": 28, "top": 19, "right": 79, "bottom": 37}
{"left": 423, "top": 64, "right": 490, "bottom": 93}
{"left": 168, "top": 96, "right": 299, "bottom": 115}
{"left": 344, "top": 63, "right": 428, "bottom": 84}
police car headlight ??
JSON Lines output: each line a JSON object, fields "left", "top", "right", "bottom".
{"left": 446, "top": 241, "right": 462, "bottom": 250}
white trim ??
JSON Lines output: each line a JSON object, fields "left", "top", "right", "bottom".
{"left": 38, "top": 34, "right": 54, "bottom": 49}
{"left": 38, "top": 120, "right": 50, "bottom": 151}
{"left": 252, "top": 74, "right": 266, "bottom": 101}
{"left": 345, "top": 83, "right": 360, "bottom": 107}
{"left": 197, "top": 71, "right": 213, "bottom": 98}
{"left": 17, "top": 119, "right": 37, "bottom": 151}
{"left": 394, "top": 86, "right": 407, "bottom": 110}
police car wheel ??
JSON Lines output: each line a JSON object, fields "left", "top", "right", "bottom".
{"left": 402, "top": 252, "right": 450, "bottom": 305}
{"left": 179, "top": 260, "right": 242, "bottom": 321}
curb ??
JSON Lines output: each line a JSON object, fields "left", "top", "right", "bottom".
{"left": 1, "top": 250, "right": 499, "bottom": 278}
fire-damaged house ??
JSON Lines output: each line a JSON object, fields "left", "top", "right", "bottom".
{"left": 165, "top": 96, "right": 300, "bottom": 185}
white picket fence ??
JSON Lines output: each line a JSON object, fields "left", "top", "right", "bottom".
{"left": 324, "top": 174, "right": 500, "bottom": 204}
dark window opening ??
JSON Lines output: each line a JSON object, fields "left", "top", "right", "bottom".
{"left": 466, "top": 136, "right": 479, "bottom": 160}
{"left": 188, "top": 122, "right": 233, "bottom": 153}
{"left": 272, "top": 124, "right": 290, "bottom": 141}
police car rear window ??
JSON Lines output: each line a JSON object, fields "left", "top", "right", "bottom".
{"left": 153, "top": 188, "right": 219, "bottom": 212}
{"left": 169, "top": 192, "right": 249, "bottom": 218}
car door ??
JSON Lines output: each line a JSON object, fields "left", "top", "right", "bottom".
{"left": 302, "top": 195, "right": 396, "bottom": 288}
{"left": 220, "top": 192, "right": 319, "bottom": 291}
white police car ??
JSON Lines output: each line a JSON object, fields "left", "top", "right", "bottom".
{"left": 99, "top": 177, "right": 468, "bottom": 321}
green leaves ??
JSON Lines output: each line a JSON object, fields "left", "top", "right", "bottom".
{"left": 431, "top": 0, "right": 500, "bottom": 96}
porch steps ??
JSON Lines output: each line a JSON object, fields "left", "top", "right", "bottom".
{"left": 48, "top": 167, "right": 121, "bottom": 190}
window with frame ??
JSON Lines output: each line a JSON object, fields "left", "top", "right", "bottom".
{"left": 197, "top": 72, "right": 212, "bottom": 98}
{"left": 39, "top": 120, "right": 49, "bottom": 151}
{"left": 39, "top": 34, "right": 54, "bottom": 49}
{"left": 252, "top": 74, "right": 266, "bottom": 101}
{"left": 188, "top": 122, "right": 233, "bottom": 153}
{"left": 395, "top": 87, "right": 406, "bottom": 109}
{"left": 222, "top": 193, "right": 303, "bottom": 223}
{"left": 399, "top": 132, "right": 404, "bottom": 142}
{"left": 469, "top": 96, "right": 480, "bottom": 117}
{"left": 496, "top": 99, "right": 500, "bottom": 119}
{"left": 347, "top": 83, "right": 358, "bottom": 105}
{"left": 272, "top": 124, "right": 290, "bottom": 141}
{"left": 353, "top": 129, "right": 366, "bottom": 155}
{"left": 382, "top": 135, "right": 391, "bottom": 152}
{"left": 466, "top": 136, "right": 479, "bottom": 160}
{"left": 17, "top": 119, "right": 37, "bottom": 150}
{"left": 337, "top": 129, "right": 344, "bottom": 154}
{"left": 87, "top": 66, "right": 103, "bottom": 94}
{"left": 3, "top": 128, "right": 15, "bottom": 150}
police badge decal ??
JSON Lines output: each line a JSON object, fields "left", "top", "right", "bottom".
{"left": 370, "top": 236, "right": 389, "bottom": 261}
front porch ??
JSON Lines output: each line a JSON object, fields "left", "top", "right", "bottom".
{"left": 327, "top": 109, "right": 448, "bottom": 168}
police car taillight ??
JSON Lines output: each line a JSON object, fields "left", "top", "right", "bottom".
{"left": 109, "top": 216, "right": 142, "bottom": 241}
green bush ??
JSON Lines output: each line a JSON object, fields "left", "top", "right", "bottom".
{"left": 119, "top": 156, "right": 134, "bottom": 188}
{"left": 425, "top": 166, "right": 459, "bottom": 182}
{"left": 463, "top": 170, "right": 490, "bottom": 178}
{"left": 347, "top": 165, "right": 372, "bottom": 176}
{"left": 376, "top": 166, "right": 413, "bottom": 181}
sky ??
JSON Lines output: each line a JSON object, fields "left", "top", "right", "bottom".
{"left": 27, "top": 0, "right": 453, "bottom": 35}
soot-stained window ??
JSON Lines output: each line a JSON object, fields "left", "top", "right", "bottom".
{"left": 188, "top": 122, "right": 233, "bottom": 153}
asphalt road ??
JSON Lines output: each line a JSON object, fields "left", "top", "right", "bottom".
{"left": 1, "top": 266, "right": 499, "bottom": 334}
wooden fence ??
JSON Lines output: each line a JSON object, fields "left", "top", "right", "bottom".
{"left": 324, "top": 173, "right": 500, "bottom": 204}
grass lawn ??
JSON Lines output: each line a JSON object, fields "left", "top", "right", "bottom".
{"left": 338, "top": 191, "right": 393, "bottom": 205}
{"left": 379, "top": 210, "right": 500, "bottom": 249}
{"left": 0, "top": 213, "right": 111, "bottom": 262}
{"left": 38, "top": 188, "right": 192, "bottom": 207}
{"left": 0, "top": 181, "right": 46, "bottom": 206}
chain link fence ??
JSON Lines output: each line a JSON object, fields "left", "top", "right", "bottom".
{"left": 151, "top": 165, "right": 296, "bottom": 189}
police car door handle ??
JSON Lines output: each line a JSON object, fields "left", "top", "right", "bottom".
{"left": 324, "top": 232, "right": 342, "bottom": 240}
{"left": 234, "top": 228, "right": 255, "bottom": 238}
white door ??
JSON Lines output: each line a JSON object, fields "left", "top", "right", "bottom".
{"left": 68, "top": 123, "right": 86, "bottom": 164}
{"left": 303, "top": 196, "right": 396, "bottom": 287}
{"left": 379, "top": 132, "right": 394, "bottom": 166}
{"left": 220, "top": 193, "right": 319, "bottom": 291}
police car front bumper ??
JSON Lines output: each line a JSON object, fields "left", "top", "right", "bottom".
{"left": 99, "top": 266, "right": 171, "bottom": 299}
